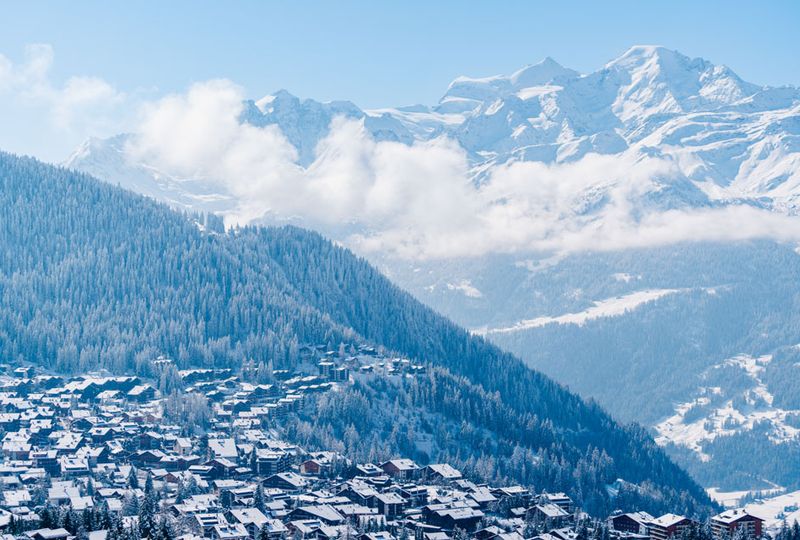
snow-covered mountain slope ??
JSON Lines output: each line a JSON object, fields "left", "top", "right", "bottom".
{"left": 379, "top": 46, "right": 800, "bottom": 211}
{"left": 242, "top": 90, "right": 414, "bottom": 165}
{"left": 654, "top": 353, "right": 800, "bottom": 461}
{"left": 68, "top": 135, "right": 237, "bottom": 213}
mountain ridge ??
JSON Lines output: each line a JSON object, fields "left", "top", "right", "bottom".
{"left": 66, "top": 45, "right": 800, "bottom": 220}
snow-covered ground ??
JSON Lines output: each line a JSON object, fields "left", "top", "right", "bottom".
{"left": 612, "top": 272, "right": 640, "bottom": 283}
{"left": 445, "top": 279, "right": 483, "bottom": 298}
{"left": 706, "top": 487, "right": 800, "bottom": 531}
{"left": 707, "top": 487, "right": 758, "bottom": 508}
{"left": 745, "top": 491, "right": 800, "bottom": 531}
{"left": 654, "top": 354, "right": 800, "bottom": 461}
{"left": 707, "top": 485, "right": 785, "bottom": 508}
{"left": 480, "top": 288, "right": 679, "bottom": 334}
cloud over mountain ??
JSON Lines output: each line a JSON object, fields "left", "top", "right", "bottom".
{"left": 66, "top": 45, "right": 800, "bottom": 259}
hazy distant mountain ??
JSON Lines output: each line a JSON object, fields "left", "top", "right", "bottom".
{"left": 383, "top": 243, "right": 800, "bottom": 492}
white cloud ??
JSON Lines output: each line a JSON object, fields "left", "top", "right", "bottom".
{"left": 53, "top": 76, "right": 123, "bottom": 130}
{"left": 125, "top": 81, "right": 480, "bottom": 237}
{"left": 0, "top": 44, "right": 127, "bottom": 160}
{"left": 123, "top": 79, "right": 800, "bottom": 260}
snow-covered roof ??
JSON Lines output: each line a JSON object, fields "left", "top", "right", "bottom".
{"left": 651, "top": 513, "right": 689, "bottom": 527}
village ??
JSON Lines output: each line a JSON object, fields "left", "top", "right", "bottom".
{"left": 0, "top": 348, "right": 775, "bottom": 540}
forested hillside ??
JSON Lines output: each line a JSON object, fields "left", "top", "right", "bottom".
{"left": 0, "top": 152, "right": 715, "bottom": 516}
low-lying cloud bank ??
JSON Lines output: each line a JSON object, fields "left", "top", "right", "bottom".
{"left": 124, "top": 79, "right": 800, "bottom": 259}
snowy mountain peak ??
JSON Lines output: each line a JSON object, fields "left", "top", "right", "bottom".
{"left": 67, "top": 45, "right": 800, "bottom": 222}
{"left": 242, "top": 89, "right": 412, "bottom": 165}
{"left": 606, "top": 45, "right": 729, "bottom": 79}
{"left": 254, "top": 88, "right": 297, "bottom": 112}
{"left": 440, "top": 56, "right": 579, "bottom": 112}
{"left": 608, "top": 45, "right": 683, "bottom": 67}
{"left": 509, "top": 56, "right": 580, "bottom": 87}
{"left": 604, "top": 45, "right": 762, "bottom": 119}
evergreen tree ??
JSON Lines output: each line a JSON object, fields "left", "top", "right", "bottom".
{"left": 152, "top": 517, "right": 174, "bottom": 540}
{"left": 40, "top": 505, "right": 58, "bottom": 529}
{"left": 175, "top": 479, "right": 189, "bottom": 504}
{"left": 258, "top": 523, "right": 272, "bottom": 540}
{"left": 576, "top": 519, "right": 590, "bottom": 540}
{"left": 452, "top": 527, "right": 468, "bottom": 540}
{"left": 250, "top": 449, "right": 258, "bottom": 473}
{"left": 127, "top": 467, "right": 139, "bottom": 490}
{"left": 220, "top": 490, "right": 234, "bottom": 509}
{"left": 253, "top": 483, "right": 266, "bottom": 512}
{"left": 122, "top": 493, "right": 140, "bottom": 516}
{"left": 145, "top": 472, "right": 155, "bottom": 499}
{"left": 139, "top": 474, "right": 159, "bottom": 539}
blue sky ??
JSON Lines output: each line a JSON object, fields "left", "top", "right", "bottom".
{"left": 3, "top": 0, "right": 799, "bottom": 106}
{"left": 0, "top": 0, "right": 798, "bottom": 160}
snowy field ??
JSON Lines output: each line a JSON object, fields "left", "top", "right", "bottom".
{"left": 706, "top": 488, "right": 800, "bottom": 531}
{"left": 745, "top": 491, "right": 800, "bottom": 531}
{"left": 707, "top": 486, "right": 784, "bottom": 508}
{"left": 482, "top": 288, "right": 680, "bottom": 334}
{"left": 654, "top": 354, "right": 800, "bottom": 461}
